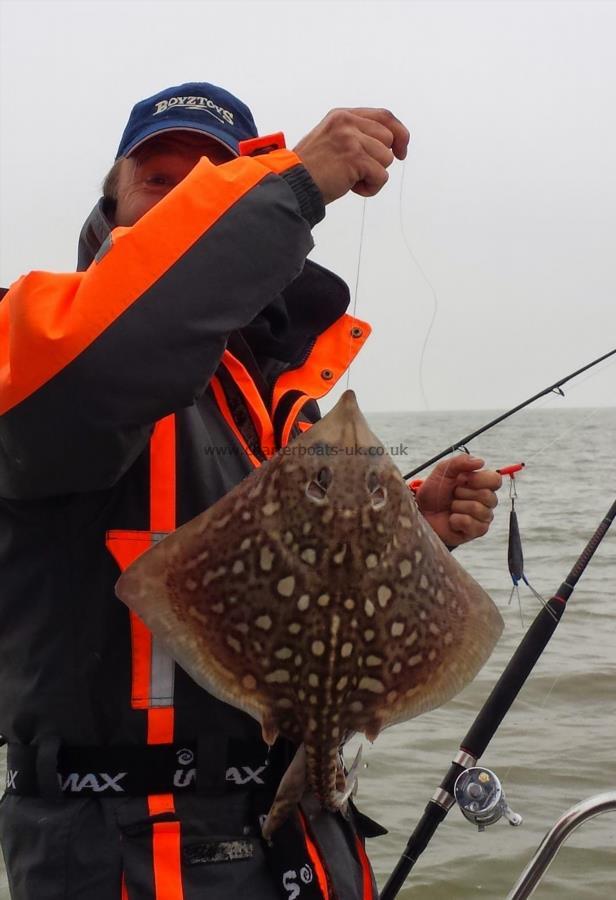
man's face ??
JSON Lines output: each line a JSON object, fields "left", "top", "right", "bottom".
{"left": 115, "top": 131, "right": 235, "bottom": 226}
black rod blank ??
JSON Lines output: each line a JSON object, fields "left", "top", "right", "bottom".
{"left": 403, "top": 346, "right": 616, "bottom": 480}
{"left": 379, "top": 497, "right": 616, "bottom": 899}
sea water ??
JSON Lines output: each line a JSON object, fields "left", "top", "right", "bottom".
{"left": 1, "top": 408, "right": 614, "bottom": 898}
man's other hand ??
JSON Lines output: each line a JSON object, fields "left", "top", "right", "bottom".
{"left": 294, "top": 108, "right": 410, "bottom": 204}
{"left": 415, "top": 455, "right": 502, "bottom": 549}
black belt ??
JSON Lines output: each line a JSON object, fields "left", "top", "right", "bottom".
{"left": 4, "top": 736, "right": 292, "bottom": 798}
{"left": 3, "top": 737, "right": 381, "bottom": 899}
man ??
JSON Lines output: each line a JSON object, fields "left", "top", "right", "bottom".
{"left": 0, "top": 82, "right": 500, "bottom": 899}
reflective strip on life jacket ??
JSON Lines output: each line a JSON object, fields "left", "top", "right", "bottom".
{"left": 105, "top": 530, "right": 156, "bottom": 710}
{"left": 105, "top": 417, "right": 176, "bottom": 741}
{"left": 280, "top": 392, "right": 312, "bottom": 449}
{"left": 210, "top": 374, "right": 263, "bottom": 469}
{"left": 147, "top": 789, "right": 183, "bottom": 899}
{"left": 147, "top": 416, "right": 176, "bottom": 741}
{"left": 221, "top": 350, "right": 276, "bottom": 457}
{"left": 298, "top": 809, "right": 331, "bottom": 900}
{"left": 114, "top": 418, "right": 183, "bottom": 899}
{"left": 106, "top": 531, "right": 175, "bottom": 735}
{"left": 354, "top": 835, "right": 376, "bottom": 900}
{"left": 120, "top": 795, "right": 182, "bottom": 900}
{"left": 150, "top": 414, "right": 176, "bottom": 532}
{"left": 151, "top": 820, "right": 184, "bottom": 900}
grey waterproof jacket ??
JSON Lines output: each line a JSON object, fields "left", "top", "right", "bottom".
{"left": 0, "top": 148, "right": 380, "bottom": 899}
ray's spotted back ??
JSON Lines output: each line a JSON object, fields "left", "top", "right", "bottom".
{"left": 116, "top": 390, "right": 503, "bottom": 834}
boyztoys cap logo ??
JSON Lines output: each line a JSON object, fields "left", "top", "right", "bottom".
{"left": 153, "top": 95, "right": 235, "bottom": 126}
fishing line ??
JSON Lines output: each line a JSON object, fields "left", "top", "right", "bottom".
{"left": 511, "top": 358, "right": 616, "bottom": 468}
{"left": 497, "top": 362, "right": 616, "bottom": 461}
{"left": 397, "top": 157, "right": 465, "bottom": 517}
{"left": 517, "top": 405, "right": 604, "bottom": 470}
{"left": 345, "top": 196, "right": 368, "bottom": 390}
{"left": 404, "top": 346, "right": 616, "bottom": 479}
{"left": 398, "top": 158, "right": 439, "bottom": 411}
{"left": 499, "top": 670, "right": 563, "bottom": 790}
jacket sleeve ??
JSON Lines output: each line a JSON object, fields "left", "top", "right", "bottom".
{"left": 0, "top": 150, "right": 316, "bottom": 499}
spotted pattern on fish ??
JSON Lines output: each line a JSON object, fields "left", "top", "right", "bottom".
{"left": 116, "top": 390, "right": 503, "bottom": 829}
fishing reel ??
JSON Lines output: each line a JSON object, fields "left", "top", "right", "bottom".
{"left": 454, "top": 767, "right": 522, "bottom": 832}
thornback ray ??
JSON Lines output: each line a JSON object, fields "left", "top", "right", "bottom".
{"left": 116, "top": 389, "right": 503, "bottom": 832}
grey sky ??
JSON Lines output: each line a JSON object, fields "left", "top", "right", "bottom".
{"left": 1, "top": 0, "right": 616, "bottom": 412}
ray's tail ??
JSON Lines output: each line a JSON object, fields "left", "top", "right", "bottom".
{"left": 304, "top": 733, "right": 341, "bottom": 812}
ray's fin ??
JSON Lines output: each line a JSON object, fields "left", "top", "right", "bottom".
{"left": 340, "top": 744, "right": 363, "bottom": 807}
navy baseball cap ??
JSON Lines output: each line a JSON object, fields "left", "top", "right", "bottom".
{"left": 115, "top": 82, "right": 258, "bottom": 160}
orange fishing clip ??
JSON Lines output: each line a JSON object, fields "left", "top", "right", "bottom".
{"left": 497, "top": 463, "right": 525, "bottom": 477}
{"left": 408, "top": 463, "right": 525, "bottom": 493}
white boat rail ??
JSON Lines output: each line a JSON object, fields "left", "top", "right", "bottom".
{"left": 507, "top": 791, "right": 616, "bottom": 899}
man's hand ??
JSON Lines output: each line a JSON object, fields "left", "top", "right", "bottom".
{"left": 294, "top": 108, "right": 410, "bottom": 204}
{"left": 415, "top": 455, "right": 502, "bottom": 549}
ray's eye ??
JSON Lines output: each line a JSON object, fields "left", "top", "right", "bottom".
{"left": 306, "top": 466, "right": 333, "bottom": 504}
{"left": 367, "top": 470, "right": 379, "bottom": 492}
{"left": 367, "top": 470, "right": 387, "bottom": 510}
{"left": 317, "top": 467, "right": 333, "bottom": 489}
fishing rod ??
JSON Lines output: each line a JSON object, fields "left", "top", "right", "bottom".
{"left": 403, "top": 346, "right": 616, "bottom": 480}
{"left": 379, "top": 495, "right": 616, "bottom": 899}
